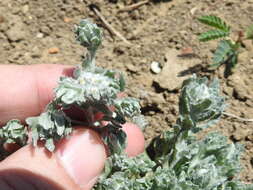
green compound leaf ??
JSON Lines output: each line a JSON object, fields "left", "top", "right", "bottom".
{"left": 199, "top": 29, "right": 229, "bottom": 42}
{"left": 246, "top": 24, "right": 253, "bottom": 40}
{"left": 198, "top": 15, "right": 230, "bottom": 32}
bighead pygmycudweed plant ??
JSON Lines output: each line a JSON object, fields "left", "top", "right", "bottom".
{"left": 0, "top": 19, "right": 143, "bottom": 156}
{"left": 0, "top": 20, "right": 253, "bottom": 189}
{"left": 93, "top": 75, "right": 253, "bottom": 190}
{"left": 198, "top": 15, "right": 253, "bottom": 77}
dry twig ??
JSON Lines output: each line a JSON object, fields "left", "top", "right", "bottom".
{"left": 223, "top": 112, "right": 253, "bottom": 122}
{"left": 118, "top": 0, "right": 149, "bottom": 13}
{"left": 90, "top": 5, "right": 131, "bottom": 45}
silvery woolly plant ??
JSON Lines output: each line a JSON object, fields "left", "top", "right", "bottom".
{"left": 0, "top": 20, "right": 253, "bottom": 190}
{"left": 0, "top": 19, "right": 143, "bottom": 156}
{"left": 93, "top": 76, "right": 253, "bottom": 190}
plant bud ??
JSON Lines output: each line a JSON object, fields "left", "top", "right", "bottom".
{"left": 75, "top": 19, "right": 102, "bottom": 51}
{"left": 179, "top": 75, "right": 225, "bottom": 130}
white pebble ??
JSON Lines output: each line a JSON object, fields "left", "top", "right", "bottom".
{"left": 150, "top": 61, "right": 162, "bottom": 74}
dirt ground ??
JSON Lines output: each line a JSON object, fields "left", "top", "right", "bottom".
{"left": 0, "top": 0, "right": 253, "bottom": 182}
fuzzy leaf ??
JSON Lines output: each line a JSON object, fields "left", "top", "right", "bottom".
{"left": 38, "top": 113, "right": 54, "bottom": 130}
{"left": 114, "top": 97, "right": 141, "bottom": 118}
{"left": 147, "top": 130, "right": 176, "bottom": 163}
{"left": 119, "top": 73, "right": 126, "bottom": 91}
{"left": 223, "top": 181, "right": 253, "bottom": 190}
{"left": 101, "top": 125, "right": 127, "bottom": 155}
{"left": 179, "top": 75, "right": 225, "bottom": 131}
{"left": 132, "top": 115, "right": 148, "bottom": 130}
{"left": 26, "top": 110, "right": 72, "bottom": 152}
{"left": 55, "top": 77, "right": 85, "bottom": 105}
{"left": 94, "top": 153, "right": 155, "bottom": 190}
{"left": 55, "top": 69, "right": 124, "bottom": 107}
{"left": 26, "top": 117, "right": 39, "bottom": 146}
{"left": 45, "top": 138, "right": 55, "bottom": 152}
{"left": 198, "top": 15, "right": 230, "bottom": 32}
{"left": 0, "top": 120, "right": 28, "bottom": 147}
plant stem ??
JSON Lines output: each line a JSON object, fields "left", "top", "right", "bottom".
{"left": 82, "top": 49, "right": 96, "bottom": 69}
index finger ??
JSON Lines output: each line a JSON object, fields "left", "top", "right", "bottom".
{"left": 0, "top": 64, "right": 74, "bottom": 125}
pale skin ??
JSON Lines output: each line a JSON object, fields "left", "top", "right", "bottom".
{"left": 0, "top": 64, "right": 145, "bottom": 190}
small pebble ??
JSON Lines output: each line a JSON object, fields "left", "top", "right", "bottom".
{"left": 64, "top": 17, "right": 72, "bottom": 23}
{"left": 150, "top": 61, "right": 162, "bottom": 74}
{"left": 48, "top": 47, "right": 60, "bottom": 54}
{"left": 181, "top": 47, "right": 194, "bottom": 55}
{"left": 36, "top": 32, "right": 44, "bottom": 38}
{"left": 190, "top": 7, "right": 198, "bottom": 15}
{"left": 0, "top": 15, "right": 4, "bottom": 23}
{"left": 22, "top": 5, "right": 29, "bottom": 13}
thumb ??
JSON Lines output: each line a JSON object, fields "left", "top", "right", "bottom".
{"left": 0, "top": 128, "right": 106, "bottom": 190}
{"left": 0, "top": 123, "right": 145, "bottom": 190}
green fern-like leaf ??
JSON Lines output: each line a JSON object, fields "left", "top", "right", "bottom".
{"left": 212, "top": 40, "right": 233, "bottom": 65}
{"left": 198, "top": 15, "right": 230, "bottom": 32}
{"left": 199, "top": 29, "right": 229, "bottom": 42}
{"left": 246, "top": 24, "right": 253, "bottom": 40}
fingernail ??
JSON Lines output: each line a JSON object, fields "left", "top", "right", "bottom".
{"left": 56, "top": 129, "right": 106, "bottom": 189}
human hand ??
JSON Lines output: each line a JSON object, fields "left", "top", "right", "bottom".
{"left": 0, "top": 64, "right": 145, "bottom": 190}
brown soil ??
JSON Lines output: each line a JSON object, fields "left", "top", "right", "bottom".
{"left": 0, "top": 0, "right": 253, "bottom": 182}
